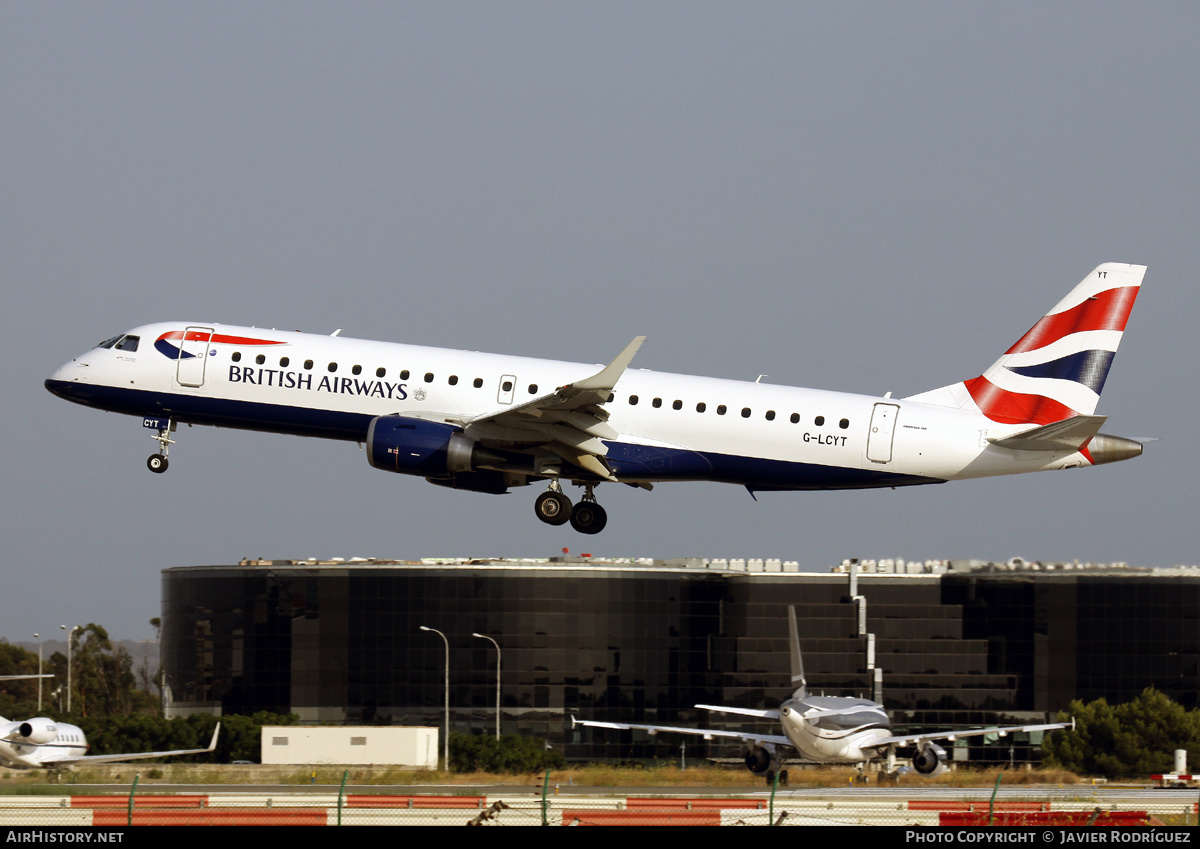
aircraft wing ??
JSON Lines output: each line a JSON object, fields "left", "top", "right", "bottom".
{"left": 695, "top": 704, "right": 782, "bottom": 720}
{"left": 863, "top": 720, "right": 1072, "bottom": 750}
{"left": 56, "top": 723, "right": 221, "bottom": 766}
{"left": 571, "top": 716, "right": 791, "bottom": 748}
{"left": 461, "top": 337, "right": 646, "bottom": 481}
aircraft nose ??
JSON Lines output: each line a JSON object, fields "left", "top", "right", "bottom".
{"left": 44, "top": 359, "right": 90, "bottom": 402}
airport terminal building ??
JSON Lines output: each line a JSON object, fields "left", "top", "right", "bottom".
{"left": 161, "top": 556, "right": 1200, "bottom": 764}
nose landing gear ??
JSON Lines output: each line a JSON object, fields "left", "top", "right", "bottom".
{"left": 144, "top": 417, "right": 175, "bottom": 474}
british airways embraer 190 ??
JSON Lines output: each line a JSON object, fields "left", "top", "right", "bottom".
{"left": 45, "top": 263, "right": 1146, "bottom": 533}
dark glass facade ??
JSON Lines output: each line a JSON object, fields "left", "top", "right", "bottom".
{"left": 162, "top": 562, "right": 1200, "bottom": 764}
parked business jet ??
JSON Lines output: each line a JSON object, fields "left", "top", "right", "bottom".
{"left": 572, "top": 607, "right": 1071, "bottom": 783}
{"left": 0, "top": 718, "right": 220, "bottom": 770}
{"left": 45, "top": 263, "right": 1146, "bottom": 533}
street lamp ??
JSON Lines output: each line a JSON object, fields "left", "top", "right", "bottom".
{"left": 33, "top": 634, "right": 41, "bottom": 712}
{"left": 419, "top": 626, "right": 449, "bottom": 770}
{"left": 60, "top": 625, "right": 79, "bottom": 715}
{"left": 472, "top": 633, "right": 501, "bottom": 740}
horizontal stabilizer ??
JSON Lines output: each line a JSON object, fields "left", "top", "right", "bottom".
{"left": 988, "top": 415, "right": 1106, "bottom": 452}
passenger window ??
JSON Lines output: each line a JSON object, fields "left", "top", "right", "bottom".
{"left": 790, "top": 413, "right": 800, "bottom": 423}
{"left": 717, "top": 405, "right": 727, "bottom": 415}
{"left": 652, "top": 398, "right": 662, "bottom": 408}
{"left": 741, "top": 407, "right": 751, "bottom": 418}
{"left": 232, "top": 352, "right": 242, "bottom": 363}
{"left": 696, "top": 402, "right": 707, "bottom": 413}
{"left": 765, "top": 410, "right": 775, "bottom": 421}
{"left": 629, "top": 395, "right": 639, "bottom": 405}
{"left": 400, "top": 370, "right": 410, "bottom": 380}
{"left": 376, "top": 367, "right": 386, "bottom": 377}
{"left": 672, "top": 400, "right": 682, "bottom": 410}
{"left": 256, "top": 354, "right": 265, "bottom": 365}
{"left": 352, "top": 365, "right": 362, "bottom": 375}
{"left": 501, "top": 380, "right": 513, "bottom": 392}
{"left": 473, "top": 378, "right": 483, "bottom": 388}
{"left": 328, "top": 362, "right": 338, "bottom": 372}
{"left": 448, "top": 375, "right": 459, "bottom": 385}
{"left": 281, "top": 357, "right": 290, "bottom": 368}
{"left": 528, "top": 384, "right": 538, "bottom": 394}
{"left": 424, "top": 373, "right": 435, "bottom": 383}
{"left": 839, "top": 418, "right": 850, "bottom": 429}
{"left": 115, "top": 335, "right": 140, "bottom": 352}
{"left": 814, "top": 416, "right": 825, "bottom": 426}
{"left": 304, "top": 359, "right": 313, "bottom": 370}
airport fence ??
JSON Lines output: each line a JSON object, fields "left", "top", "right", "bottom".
{"left": 0, "top": 773, "right": 1194, "bottom": 826}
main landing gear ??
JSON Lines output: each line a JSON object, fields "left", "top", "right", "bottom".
{"left": 146, "top": 418, "right": 176, "bottom": 474}
{"left": 533, "top": 482, "right": 608, "bottom": 534}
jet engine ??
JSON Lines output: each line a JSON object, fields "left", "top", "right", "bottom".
{"left": 912, "top": 741, "right": 948, "bottom": 776}
{"left": 15, "top": 718, "right": 57, "bottom": 744}
{"left": 744, "top": 745, "right": 772, "bottom": 775}
{"left": 366, "top": 416, "right": 512, "bottom": 485}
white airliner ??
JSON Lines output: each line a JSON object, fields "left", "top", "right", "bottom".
{"left": 572, "top": 607, "right": 1071, "bottom": 783}
{"left": 0, "top": 718, "right": 220, "bottom": 769}
{"left": 45, "top": 263, "right": 1146, "bottom": 533}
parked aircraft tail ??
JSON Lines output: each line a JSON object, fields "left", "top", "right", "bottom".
{"left": 788, "top": 606, "right": 806, "bottom": 699}
{"left": 907, "top": 263, "right": 1145, "bottom": 425}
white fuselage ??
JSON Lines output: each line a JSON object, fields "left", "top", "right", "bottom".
{"left": 778, "top": 696, "right": 894, "bottom": 764}
{"left": 0, "top": 720, "right": 87, "bottom": 769}
{"left": 45, "top": 322, "right": 1096, "bottom": 492}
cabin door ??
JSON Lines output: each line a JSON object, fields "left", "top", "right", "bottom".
{"left": 866, "top": 403, "right": 899, "bottom": 463}
{"left": 175, "top": 326, "right": 214, "bottom": 388}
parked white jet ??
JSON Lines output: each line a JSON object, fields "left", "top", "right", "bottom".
{"left": 45, "top": 263, "right": 1145, "bottom": 533}
{"left": 0, "top": 718, "right": 220, "bottom": 770}
{"left": 573, "top": 608, "right": 1070, "bottom": 783}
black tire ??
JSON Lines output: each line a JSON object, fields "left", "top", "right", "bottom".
{"left": 569, "top": 502, "right": 608, "bottom": 534}
{"left": 147, "top": 454, "right": 169, "bottom": 474}
{"left": 534, "top": 491, "right": 572, "bottom": 526}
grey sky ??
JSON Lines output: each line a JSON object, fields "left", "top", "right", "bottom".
{"left": 3, "top": 3, "right": 1194, "bottom": 641}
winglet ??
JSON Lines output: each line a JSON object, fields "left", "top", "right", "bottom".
{"left": 565, "top": 337, "right": 646, "bottom": 392}
{"left": 788, "top": 606, "right": 807, "bottom": 699}
{"left": 207, "top": 723, "right": 221, "bottom": 752}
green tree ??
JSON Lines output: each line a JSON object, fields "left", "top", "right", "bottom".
{"left": 1044, "top": 688, "right": 1200, "bottom": 776}
{"left": 449, "top": 733, "right": 565, "bottom": 773}
{"left": 0, "top": 641, "right": 44, "bottom": 719}
{"left": 55, "top": 624, "right": 157, "bottom": 718}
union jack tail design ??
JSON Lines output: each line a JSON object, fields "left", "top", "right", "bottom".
{"left": 907, "top": 263, "right": 1145, "bottom": 425}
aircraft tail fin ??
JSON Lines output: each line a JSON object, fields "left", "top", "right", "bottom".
{"left": 788, "top": 606, "right": 807, "bottom": 699}
{"left": 906, "top": 263, "right": 1145, "bottom": 425}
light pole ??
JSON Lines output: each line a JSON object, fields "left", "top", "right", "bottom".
{"left": 419, "top": 626, "right": 449, "bottom": 770}
{"left": 33, "top": 634, "right": 41, "bottom": 712}
{"left": 472, "top": 633, "right": 501, "bottom": 740}
{"left": 60, "top": 625, "right": 79, "bottom": 714}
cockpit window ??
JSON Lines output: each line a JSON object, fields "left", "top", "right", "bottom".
{"left": 114, "top": 335, "right": 139, "bottom": 352}
{"left": 96, "top": 336, "right": 122, "bottom": 349}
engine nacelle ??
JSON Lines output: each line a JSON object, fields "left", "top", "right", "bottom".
{"left": 912, "top": 741, "right": 948, "bottom": 775}
{"left": 366, "top": 414, "right": 514, "bottom": 474}
{"left": 744, "top": 745, "right": 772, "bottom": 775}
{"left": 16, "top": 718, "right": 57, "bottom": 744}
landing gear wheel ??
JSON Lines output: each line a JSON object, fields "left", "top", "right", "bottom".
{"left": 778, "top": 769, "right": 789, "bottom": 786}
{"left": 147, "top": 454, "right": 169, "bottom": 474}
{"left": 569, "top": 502, "right": 608, "bottom": 534}
{"left": 534, "top": 491, "right": 573, "bottom": 526}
